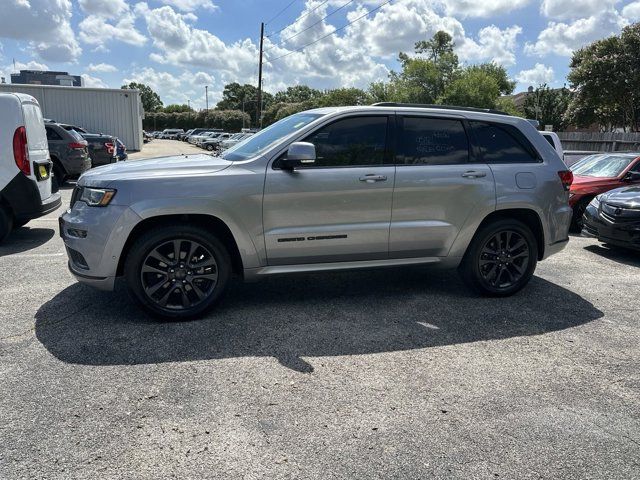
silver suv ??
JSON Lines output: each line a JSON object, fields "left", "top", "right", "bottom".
{"left": 60, "top": 104, "right": 573, "bottom": 319}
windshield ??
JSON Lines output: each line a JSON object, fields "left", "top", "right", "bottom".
{"left": 570, "top": 154, "right": 637, "bottom": 178}
{"left": 221, "top": 112, "right": 325, "bottom": 161}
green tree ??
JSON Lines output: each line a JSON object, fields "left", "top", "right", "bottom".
{"left": 440, "top": 69, "right": 500, "bottom": 109}
{"left": 465, "top": 63, "right": 515, "bottom": 95}
{"left": 274, "top": 85, "right": 323, "bottom": 104}
{"left": 565, "top": 23, "right": 640, "bottom": 131}
{"left": 215, "top": 82, "right": 274, "bottom": 126}
{"left": 163, "top": 104, "right": 193, "bottom": 113}
{"left": 319, "top": 87, "right": 370, "bottom": 107}
{"left": 495, "top": 97, "right": 522, "bottom": 116}
{"left": 523, "top": 85, "right": 572, "bottom": 131}
{"left": 121, "top": 82, "right": 163, "bottom": 112}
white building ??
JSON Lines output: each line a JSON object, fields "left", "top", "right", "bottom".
{"left": 0, "top": 83, "right": 144, "bottom": 151}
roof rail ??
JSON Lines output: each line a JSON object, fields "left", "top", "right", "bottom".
{"left": 371, "top": 102, "right": 511, "bottom": 116}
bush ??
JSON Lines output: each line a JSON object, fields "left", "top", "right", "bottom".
{"left": 143, "top": 110, "right": 251, "bottom": 132}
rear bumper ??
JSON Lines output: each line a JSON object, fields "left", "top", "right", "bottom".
{"left": 16, "top": 192, "right": 62, "bottom": 221}
{"left": 1, "top": 173, "right": 62, "bottom": 221}
{"left": 64, "top": 153, "right": 92, "bottom": 176}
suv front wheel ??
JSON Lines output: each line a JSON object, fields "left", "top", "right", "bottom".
{"left": 459, "top": 219, "right": 538, "bottom": 296}
{"left": 124, "top": 225, "right": 231, "bottom": 320}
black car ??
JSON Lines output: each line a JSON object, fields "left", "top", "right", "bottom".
{"left": 59, "top": 124, "right": 118, "bottom": 167}
{"left": 583, "top": 184, "right": 640, "bottom": 250}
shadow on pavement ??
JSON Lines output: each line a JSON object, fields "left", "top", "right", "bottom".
{"left": 35, "top": 267, "right": 603, "bottom": 372}
{"left": 0, "top": 227, "right": 55, "bottom": 256}
{"left": 584, "top": 244, "right": 640, "bottom": 267}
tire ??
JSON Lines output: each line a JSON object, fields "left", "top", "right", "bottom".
{"left": 13, "top": 218, "right": 29, "bottom": 229}
{"left": 0, "top": 204, "right": 13, "bottom": 243}
{"left": 206, "top": 144, "right": 214, "bottom": 151}
{"left": 459, "top": 219, "right": 538, "bottom": 297}
{"left": 124, "top": 225, "right": 232, "bottom": 320}
{"left": 570, "top": 198, "right": 590, "bottom": 233}
{"left": 52, "top": 163, "right": 65, "bottom": 191}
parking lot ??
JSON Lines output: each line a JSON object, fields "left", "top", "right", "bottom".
{"left": 1, "top": 183, "right": 639, "bottom": 478}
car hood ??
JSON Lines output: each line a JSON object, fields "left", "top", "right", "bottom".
{"left": 79, "top": 154, "right": 232, "bottom": 187}
{"left": 600, "top": 185, "right": 640, "bottom": 207}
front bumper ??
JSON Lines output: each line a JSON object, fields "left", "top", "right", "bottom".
{"left": 59, "top": 202, "right": 142, "bottom": 291}
{"left": 583, "top": 204, "right": 640, "bottom": 250}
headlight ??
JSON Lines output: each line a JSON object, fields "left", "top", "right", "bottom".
{"left": 79, "top": 187, "right": 116, "bottom": 207}
{"left": 589, "top": 196, "right": 601, "bottom": 208}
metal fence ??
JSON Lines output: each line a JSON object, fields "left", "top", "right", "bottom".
{"left": 557, "top": 132, "right": 640, "bottom": 152}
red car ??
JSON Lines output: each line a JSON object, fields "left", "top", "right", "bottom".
{"left": 569, "top": 153, "right": 640, "bottom": 230}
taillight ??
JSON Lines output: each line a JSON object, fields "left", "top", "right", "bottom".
{"left": 104, "top": 142, "right": 114, "bottom": 155}
{"left": 13, "top": 126, "right": 30, "bottom": 175}
{"left": 558, "top": 170, "right": 573, "bottom": 191}
{"left": 69, "top": 142, "right": 87, "bottom": 150}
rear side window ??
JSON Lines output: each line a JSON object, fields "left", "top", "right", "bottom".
{"left": 302, "top": 116, "right": 388, "bottom": 167}
{"left": 470, "top": 121, "right": 539, "bottom": 163}
{"left": 542, "top": 134, "right": 555, "bottom": 148}
{"left": 22, "top": 103, "right": 48, "bottom": 150}
{"left": 45, "top": 126, "right": 62, "bottom": 141}
{"left": 397, "top": 117, "right": 469, "bottom": 165}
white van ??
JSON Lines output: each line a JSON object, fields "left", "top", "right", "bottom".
{"left": 0, "top": 93, "right": 61, "bottom": 242}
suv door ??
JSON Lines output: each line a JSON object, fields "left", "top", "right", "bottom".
{"left": 263, "top": 115, "right": 395, "bottom": 265}
{"left": 389, "top": 115, "right": 496, "bottom": 257}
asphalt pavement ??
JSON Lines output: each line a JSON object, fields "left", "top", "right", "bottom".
{"left": 0, "top": 184, "right": 639, "bottom": 479}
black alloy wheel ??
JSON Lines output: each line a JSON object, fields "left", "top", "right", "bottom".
{"left": 125, "top": 226, "right": 231, "bottom": 319}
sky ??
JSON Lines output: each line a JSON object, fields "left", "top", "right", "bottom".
{"left": 0, "top": 0, "right": 638, "bottom": 110}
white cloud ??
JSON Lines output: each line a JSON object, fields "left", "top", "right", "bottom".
{"left": 541, "top": 0, "right": 618, "bottom": 20}
{"left": 441, "top": 0, "right": 531, "bottom": 18}
{"left": 86, "top": 63, "right": 117, "bottom": 73}
{"left": 122, "top": 67, "right": 218, "bottom": 109}
{"left": 458, "top": 25, "right": 522, "bottom": 67}
{"left": 78, "top": 0, "right": 128, "bottom": 17}
{"left": 0, "top": 60, "right": 48, "bottom": 84}
{"left": 622, "top": 1, "right": 640, "bottom": 20}
{"left": 81, "top": 73, "right": 108, "bottom": 88}
{"left": 0, "top": 0, "right": 81, "bottom": 62}
{"left": 79, "top": 13, "right": 147, "bottom": 47}
{"left": 525, "top": 10, "right": 626, "bottom": 56}
{"left": 158, "top": 0, "right": 218, "bottom": 12}
{"left": 515, "top": 63, "right": 555, "bottom": 85}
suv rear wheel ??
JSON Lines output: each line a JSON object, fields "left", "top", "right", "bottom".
{"left": 124, "top": 225, "right": 231, "bottom": 320}
{"left": 460, "top": 219, "right": 538, "bottom": 296}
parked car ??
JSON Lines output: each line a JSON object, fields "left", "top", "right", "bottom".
{"left": 0, "top": 93, "right": 61, "bottom": 241}
{"left": 60, "top": 104, "right": 572, "bottom": 319}
{"left": 540, "top": 131, "right": 564, "bottom": 163}
{"left": 178, "top": 129, "right": 194, "bottom": 141}
{"left": 44, "top": 122, "right": 91, "bottom": 188}
{"left": 568, "top": 153, "right": 640, "bottom": 230}
{"left": 143, "top": 131, "right": 153, "bottom": 143}
{"left": 57, "top": 123, "right": 119, "bottom": 168}
{"left": 160, "top": 129, "right": 184, "bottom": 139}
{"left": 201, "top": 133, "right": 232, "bottom": 151}
{"left": 582, "top": 185, "right": 640, "bottom": 250}
{"left": 219, "top": 132, "right": 254, "bottom": 151}
{"left": 188, "top": 130, "right": 223, "bottom": 145}
{"left": 152, "top": 131, "right": 163, "bottom": 139}
{"left": 116, "top": 139, "right": 127, "bottom": 162}
{"left": 184, "top": 128, "right": 214, "bottom": 142}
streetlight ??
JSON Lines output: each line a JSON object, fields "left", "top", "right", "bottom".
{"left": 205, "top": 86, "right": 209, "bottom": 111}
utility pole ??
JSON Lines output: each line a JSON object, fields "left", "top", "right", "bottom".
{"left": 257, "top": 22, "right": 264, "bottom": 128}
{"left": 205, "top": 85, "right": 209, "bottom": 111}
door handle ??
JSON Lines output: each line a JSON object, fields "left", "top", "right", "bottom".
{"left": 461, "top": 170, "right": 487, "bottom": 178}
{"left": 359, "top": 174, "right": 387, "bottom": 183}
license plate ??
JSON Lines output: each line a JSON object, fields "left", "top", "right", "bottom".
{"left": 39, "top": 165, "right": 49, "bottom": 179}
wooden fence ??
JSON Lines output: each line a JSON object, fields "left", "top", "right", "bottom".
{"left": 557, "top": 132, "right": 640, "bottom": 152}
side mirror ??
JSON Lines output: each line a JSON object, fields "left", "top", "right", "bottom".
{"left": 623, "top": 171, "right": 640, "bottom": 182}
{"left": 279, "top": 142, "right": 316, "bottom": 170}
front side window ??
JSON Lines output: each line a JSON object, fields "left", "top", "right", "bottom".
{"left": 396, "top": 117, "right": 469, "bottom": 165}
{"left": 470, "top": 121, "right": 538, "bottom": 163}
{"left": 300, "top": 116, "right": 388, "bottom": 168}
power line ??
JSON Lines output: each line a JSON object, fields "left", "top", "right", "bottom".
{"left": 267, "top": 0, "right": 394, "bottom": 63}
{"left": 264, "top": 0, "right": 299, "bottom": 26}
{"left": 265, "top": 0, "right": 356, "bottom": 53}
{"left": 266, "top": 0, "right": 331, "bottom": 38}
